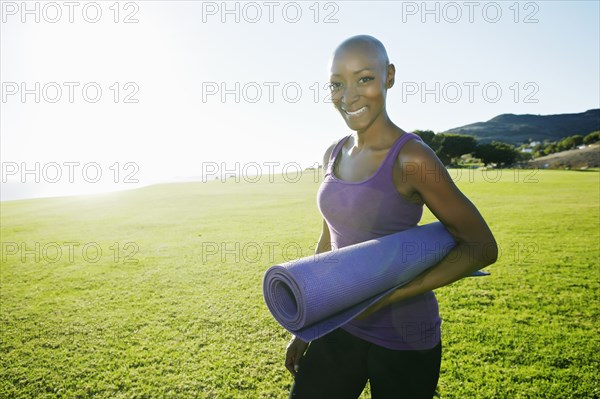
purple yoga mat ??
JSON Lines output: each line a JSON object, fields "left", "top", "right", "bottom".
{"left": 263, "top": 221, "right": 488, "bottom": 342}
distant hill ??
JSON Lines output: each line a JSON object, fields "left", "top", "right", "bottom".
{"left": 526, "top": 143, "right": 600, "bottom": 169}
{"left": 443, "top": 109, "right": 600, "bottom": 145}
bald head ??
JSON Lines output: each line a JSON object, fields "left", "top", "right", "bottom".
{"left": 331, "top": 35, "right": 390, "bottom": 72}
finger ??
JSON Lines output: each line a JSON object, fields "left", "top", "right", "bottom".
{"left": 286, "top": 364, "right": 296, "bottom": 377}
{"left": 285, "top": 358, "right": 296, "bottom": 376}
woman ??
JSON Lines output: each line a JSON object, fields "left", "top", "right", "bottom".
{"left": 285, "top": 35, "right": 498, "bottom": 399}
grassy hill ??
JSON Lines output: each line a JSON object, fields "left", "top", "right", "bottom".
{"left": 443, "top": 108, "right": 600, "bottom": 145}
{"left": 527, "top": 143, "right": 600, "bottom": 169}
{"left": 1, "top": 170, "right": 599, "bottom": 398}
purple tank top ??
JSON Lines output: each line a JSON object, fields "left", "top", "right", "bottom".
{"left": 316, "top": 132, "right": 441, "bottom": 350}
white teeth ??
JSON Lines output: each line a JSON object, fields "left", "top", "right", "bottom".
{"left": 345, "top": 107, "right": 366, "bottom": 116}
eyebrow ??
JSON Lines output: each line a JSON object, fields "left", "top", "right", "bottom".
{"left": 330, "top": 68, "right": 373, "bottom": 77}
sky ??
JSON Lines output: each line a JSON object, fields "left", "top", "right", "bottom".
{"left": 1, "top": 0, "right": 599, "bottom": 200}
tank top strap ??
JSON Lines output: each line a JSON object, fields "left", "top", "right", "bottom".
{"left": 379, "top": 132, "right": 423, "bottom": 173}
{"left": 326, "top": 134, "right": 352, "bottom": 175}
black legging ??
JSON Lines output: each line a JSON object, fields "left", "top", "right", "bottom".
{"left": 289, "top": 328, "right": 442, "bottom": 399}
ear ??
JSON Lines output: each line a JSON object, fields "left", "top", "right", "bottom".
{"left": 386, "top": 63, "right": 396, "bottom": 89}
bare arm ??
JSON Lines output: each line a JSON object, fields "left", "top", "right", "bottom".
{"left": 285, "top": 140, "right": 337, "bottom": 376}
{"left": 360, "top": 139, "right": 498, "bottom": 314}
{"left": 312, "top": 140, "right": 336, "bottom": 255}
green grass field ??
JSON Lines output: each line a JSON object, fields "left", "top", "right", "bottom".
{"left": 1, "top": 168, "right": 598, "bottom": 398}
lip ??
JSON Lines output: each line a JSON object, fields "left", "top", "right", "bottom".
{"left": 342, "top": 106, "right": 367, "bottom": 117}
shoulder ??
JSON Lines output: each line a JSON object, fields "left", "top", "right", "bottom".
{"left": 322, "top": 141, "right": 337, "bottom": 166}
{"left": 395, "top": 134, "right": 433, "bottom": 161}
{"left": 396, "top": 134, "right": 448, "bottom": 183}
{"left": 322, "top": 135, "right": 350, "bottom": 166}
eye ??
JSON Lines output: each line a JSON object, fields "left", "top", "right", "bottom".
{"left": 328, "top": 82, "right": 341, "bottom": 91}
{"left": 359, "top": 76, "right": 374, "bottom": 84}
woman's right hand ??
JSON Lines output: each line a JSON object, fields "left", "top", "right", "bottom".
{"left": 285, "top": 336, "right": 309, "bottom": 377}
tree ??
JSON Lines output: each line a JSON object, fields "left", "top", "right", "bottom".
{"left": 583, "top": 131, "right": 600, "bottom": 144}
{"left": 473, "top": 144, "right": 496, "bottom": 166}
{"left": 435, "top": 134, "right": 477, "bottom": 166}
{"left": 529, "top": 140, "right": 544, "bottom": 157}
{"left": 557, "top": 135, "right": 584, "bottom": 151}
{"left": 412, "top": 130, "right": 437, "bottom": 149}
{"left": 474, "top": 141, "right": 518, "bottom": 167}
{"left": 543, "top": 143, "right": 558, "bottom": 155}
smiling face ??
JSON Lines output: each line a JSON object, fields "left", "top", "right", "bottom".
{"left": 329, "top": 36, "right": 395, "bottom": 133}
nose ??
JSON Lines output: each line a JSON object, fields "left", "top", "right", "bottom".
{"left": 333, "top": 84, "right": 359, "bottom": 108}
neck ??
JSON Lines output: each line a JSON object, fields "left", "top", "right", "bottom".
{"left": 354, "top": 111, "right": 402, "bottom": 149}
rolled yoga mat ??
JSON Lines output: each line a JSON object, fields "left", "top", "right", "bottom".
{"left": 263, "top": 221, "right": 489, "bottom": 342}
